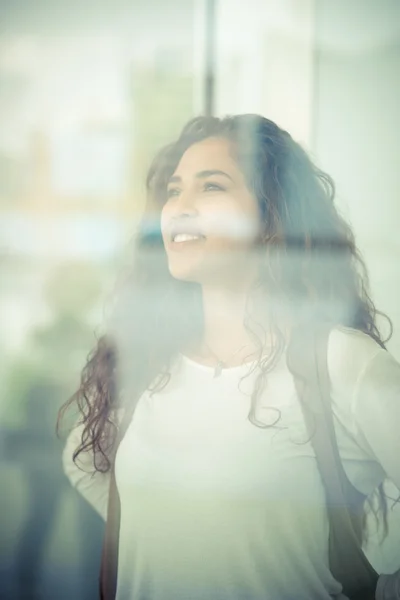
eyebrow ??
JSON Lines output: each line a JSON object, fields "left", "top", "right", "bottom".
{"left": 168, "top": 170, "right": 234, "bottom": 184}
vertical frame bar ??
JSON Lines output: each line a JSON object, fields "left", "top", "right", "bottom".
{"left": 204, "top": 0, "right": 217, "bottom": 116}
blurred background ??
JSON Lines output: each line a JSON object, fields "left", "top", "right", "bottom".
{"left": 0, "top": 0, "right": 399, "bottom": 598}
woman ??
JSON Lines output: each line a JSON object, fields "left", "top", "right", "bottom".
{"left": 59, "top": 115, "right": 400, "bottom": 600}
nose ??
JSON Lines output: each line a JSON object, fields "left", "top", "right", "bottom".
{"left": 171, "top": 189, "right": 199, "bottom": 217}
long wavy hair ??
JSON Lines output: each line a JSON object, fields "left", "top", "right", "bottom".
{"left": 58, "top": 114, "right": 392, "bottom": 538}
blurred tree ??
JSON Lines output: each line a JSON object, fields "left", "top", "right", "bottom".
{"left": 43, "top": 261, "right": 103, "bottom": 316}
{"left": 1, "top": 259, "right": 105, "bottom": 600}
{"left": 0, "top": 152, "right": 28, "bottom": 206}
{"left": 3, "top": 260, "right": 103, "bottom": 428}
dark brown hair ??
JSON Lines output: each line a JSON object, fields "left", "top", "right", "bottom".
{"left": 58, "top": 114, "right": 392, "bottom": 536}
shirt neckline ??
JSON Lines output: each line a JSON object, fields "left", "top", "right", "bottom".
{"left": 179, "top": 353, "right": 260, "bottom": 376}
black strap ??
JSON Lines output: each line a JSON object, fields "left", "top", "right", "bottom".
{"left": 99, "top": 466, "right": 120, "bottom": 600}
{"left": 289, "top": 325, "right": 378, "bottom": 599}
{"left": 99, "top": 398, "right": 139, "bottom": 600}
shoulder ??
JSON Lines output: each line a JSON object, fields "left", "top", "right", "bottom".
{"left": 327, "top": 326, "right": 385, "bottom": 394}
{"left": 327, "top": 328, "right": 400, "bottom": 487}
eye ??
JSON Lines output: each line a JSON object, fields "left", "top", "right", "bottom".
{"left": 166, "top": 187, "right": 180, "bottom": 199}
{"left": 203, "top": 181, "right": 225, "bottom": 192}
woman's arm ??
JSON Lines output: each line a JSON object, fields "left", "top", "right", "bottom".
{"left": 351, "top": 347, "right": 400, "bottom": 491}
{"left": 328, "top": 328, "right": 400, "bottom": 599}
{"left": 328, "top": 327, "right": 400, "bottom": 490}
{"left": 351, "top": 344, "right": 400, "bottom": 600}
{"left": 62, "top": 422, "right": 111, "bottom": 520}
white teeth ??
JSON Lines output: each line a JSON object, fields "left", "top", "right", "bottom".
{"left": 173, "top": 233, "right": 202, "bottom": 243}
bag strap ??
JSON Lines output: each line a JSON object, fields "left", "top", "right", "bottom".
{"left": 289, "top": 325, "right": 378, "bottom": 599}
{"left": 99, "top": 465, "right": 120, "bottom": 600}
{"left": 99, "top": 404, "right": 137, "bottom": 600}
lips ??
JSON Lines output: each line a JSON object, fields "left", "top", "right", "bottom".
{"left": 169, "top": 221, "right": 205, "bottom": 242}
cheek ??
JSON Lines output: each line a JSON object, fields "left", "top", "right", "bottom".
{"left": 160, "top": 205, "right": 168, "bottom": 228}
{"left": 205, "top": 208, "right": 261, "bottom": 246}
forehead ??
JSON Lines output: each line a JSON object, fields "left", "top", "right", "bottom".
{"left": 173, "top": 137, "right": 238, "bottom": 176}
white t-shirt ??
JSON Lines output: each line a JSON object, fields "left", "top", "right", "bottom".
{"left": 63, "top": 327, "right": 400, "bottom": 600}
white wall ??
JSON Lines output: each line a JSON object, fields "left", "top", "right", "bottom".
{"left": 312, "top": 0, "right": 400, "bottom": 359}
{"left": 312, "top": 0, "right": 400, "bottom": 573}
{"left": 214, "top": 0, "right": 315, "bottom": 146}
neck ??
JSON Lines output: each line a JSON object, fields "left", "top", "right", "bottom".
{"left": 197, "top": 283, "right": 258, "bottom": 361}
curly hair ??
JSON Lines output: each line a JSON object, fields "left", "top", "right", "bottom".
{"left": 57, "top": 114, "right": 392, "bottom": 537}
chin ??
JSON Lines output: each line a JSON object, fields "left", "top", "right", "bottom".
{"left": 165, "top": 251, "right": 202, "bottom": 282}
{"left": 166, "top": 252, "right": 241, "bottom": 285}
{"left": 168, "top": 264, "right": 200, "bottom": 283}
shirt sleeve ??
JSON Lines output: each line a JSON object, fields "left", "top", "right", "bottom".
{"left": 351, "top": 346, "right": 400, "bottom": 491}
{"left": 62, "top": 421, "right": 112, "bottom": 521}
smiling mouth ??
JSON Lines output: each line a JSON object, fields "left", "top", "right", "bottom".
{"left": 172, "top": 233, "right": 205, "bottom": 243}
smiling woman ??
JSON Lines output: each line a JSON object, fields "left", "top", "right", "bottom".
{"left": 58, "top": 114, "right": 400, "bottom": 600}
{"left": 161, "top": 137, "right": 262, "bottom": 287}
